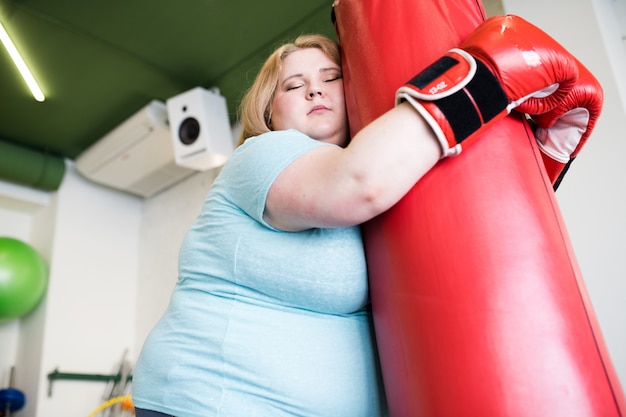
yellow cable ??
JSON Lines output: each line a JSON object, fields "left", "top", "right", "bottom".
{"left": 86, "top": 395, "right": 133, "bottom": 417}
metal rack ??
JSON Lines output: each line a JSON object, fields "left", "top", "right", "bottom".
{"left": 46, "top": 369, "right": 132, "bottom": 397}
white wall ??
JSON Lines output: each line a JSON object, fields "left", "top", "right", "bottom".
{"left": 0, "top": 181, "right": 51, "bottom": 393}
{"left": 503, "top": 0, "right": 626, "bottom": 392}
{"left": 32, "top": 165, "right": 142, "bottom": 417}
{"left": 0, "top": 165, "right": 143, "bottom": 417}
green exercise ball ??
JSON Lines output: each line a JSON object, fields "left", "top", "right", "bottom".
{"left": 0, "top": 237, "right": 48, "bottom": 319}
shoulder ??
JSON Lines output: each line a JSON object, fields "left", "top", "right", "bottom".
{"left": 227, "top": 129, "right": 332, "bottom": 170}
{"left": 239, "top": 129, "right": 319, "bottom": 151}
{"left": 211, "top": 130, "right": 332, "bottom": 229}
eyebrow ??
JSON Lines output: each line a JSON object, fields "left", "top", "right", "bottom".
{"left": 280, "top": 67, "right": 341, "bottom": 87}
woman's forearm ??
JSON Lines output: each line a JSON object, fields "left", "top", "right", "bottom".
{"left": 264, "top": 102, "right": 440, "bottom": 231}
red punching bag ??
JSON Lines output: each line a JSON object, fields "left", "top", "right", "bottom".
{"left": 333, "top": 1, "right": 626, "bottom": 416}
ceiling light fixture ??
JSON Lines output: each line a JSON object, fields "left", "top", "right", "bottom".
{"left": 0, "top": 21, "right": 45, "bottom": 102}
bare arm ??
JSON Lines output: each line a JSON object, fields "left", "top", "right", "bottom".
{"left": 264, "top": 102, "right": 441, "bottom": 231}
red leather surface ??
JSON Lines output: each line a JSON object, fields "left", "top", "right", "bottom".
{"left": 333, "top": 1, "right": 625, "bottom": 415}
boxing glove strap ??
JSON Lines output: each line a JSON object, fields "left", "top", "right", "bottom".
{"left": 399, "top": 49, "right": 509, "bottom": 146}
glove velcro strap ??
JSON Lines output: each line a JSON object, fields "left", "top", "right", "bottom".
{"left": 437, "top": 59, "right": 508, "bottom": 143}
{"left": 398, "top": 49, "right": 509, "bottom": 150}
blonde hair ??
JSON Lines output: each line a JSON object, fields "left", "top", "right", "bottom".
{"left": 236, "top": 34, "right": 341, "bottom": 146}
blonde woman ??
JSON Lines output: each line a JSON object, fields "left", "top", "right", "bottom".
{"left": 132, "top": 20, "right": 579, "bottom": 417}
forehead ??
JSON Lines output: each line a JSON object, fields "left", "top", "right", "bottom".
{"left": 280, "top": 48, "right": 338, "bottom": 76}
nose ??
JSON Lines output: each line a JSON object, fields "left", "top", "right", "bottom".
{"left": 308, "top": 85, "right": 324, "bottom": 98}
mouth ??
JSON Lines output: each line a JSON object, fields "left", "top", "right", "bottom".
{"left": 308, "top": 105, "right": 329, "bottom": 115}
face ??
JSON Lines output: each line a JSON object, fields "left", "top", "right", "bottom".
{"left": 270, "top": 48, "right": 348, "bottom": 147}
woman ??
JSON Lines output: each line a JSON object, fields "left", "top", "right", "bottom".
{"left": 132, "top": 34, "right": 437, "bottom": 417}
{"left": 132, "top": 27, "right": 576, "bottom": 416}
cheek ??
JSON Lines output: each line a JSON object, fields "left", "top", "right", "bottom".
{"left": 333, "top": 85, "right": 347, "bottom": 112}
{"left": 334, "top": 90, "right": 348, "bottom": 120}
{"left": 270, "top": 95, "right": 294, "bottom": 130}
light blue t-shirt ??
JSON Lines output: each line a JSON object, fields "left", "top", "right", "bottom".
{"left": 132, "top": 130, "right": 387, "bottom": 417}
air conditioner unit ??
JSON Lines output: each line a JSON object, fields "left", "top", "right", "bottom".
{"left": 75, "top": 100, "right": 196, "bottom": 198}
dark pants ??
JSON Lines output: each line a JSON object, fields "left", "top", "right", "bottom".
{"left": 134, "top": 408, "right": 174, "bottom": 417}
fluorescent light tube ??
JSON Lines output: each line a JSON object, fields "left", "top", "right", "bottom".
{"left": 0, "top": 21, "right": 45, "bottom": 102}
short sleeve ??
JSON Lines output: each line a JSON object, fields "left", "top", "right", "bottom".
{"left": 214, "top": 129, "right": 332, "bottom": 228}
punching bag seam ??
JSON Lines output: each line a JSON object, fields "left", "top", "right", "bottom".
{"left": 472, "top": 0, "right": 487, "bottom": 22}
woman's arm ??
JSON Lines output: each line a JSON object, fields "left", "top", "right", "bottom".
{"left": 264, "top": 14, "right": 583, "bottom": 232}
{"left": 264, "top": 102, "right": 441, "bottom": 231}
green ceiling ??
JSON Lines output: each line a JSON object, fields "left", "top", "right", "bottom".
{"left": 0, "top": 0, "right": 337, "bottom": 165}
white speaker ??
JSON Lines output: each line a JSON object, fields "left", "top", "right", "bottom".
{"left": 167, "top": 87, "right": 234, "bottom": 171}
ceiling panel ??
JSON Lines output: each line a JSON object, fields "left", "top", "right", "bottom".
{"left": 0, "top": 0, "right": 506, "bottom": 188}
{"left": 0, "top": 0, "right": 336, "bottom": 160}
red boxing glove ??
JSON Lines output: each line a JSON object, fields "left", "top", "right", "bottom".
{"left": 530, "top": 60, "right": 603, "bottom": 189}
{"left": 397, "top": 15, "right": 579, "bottom": 157}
